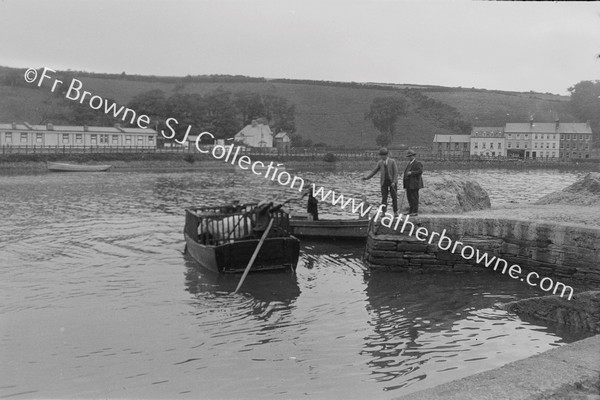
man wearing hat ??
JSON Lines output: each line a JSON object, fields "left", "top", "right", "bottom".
{"left": 362, "top": 147, "right": 399, "bottom": 215}
{"left": 403, "top": 149, "right": 424, "bottom": 216}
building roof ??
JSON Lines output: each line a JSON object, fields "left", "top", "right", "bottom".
{"left": 0, "top": 123, "right": 157, "bottom": 134}
{"left": 471, "top": 127, "right": 504, "bottom": 138}
{"left": 504, "top": 122, "right": 591, "bottom": 134}
{"left": 274, "top": 132, "right": 289, "bottom": 139}
{"left": 433, "top": 134, "right": 471, "bottom": 143}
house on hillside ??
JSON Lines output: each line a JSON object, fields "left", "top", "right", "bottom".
{"left": 274, "top": 132, "right": 291, "bottom": 152}
{"left": 234, "top": 119, "right": 273, "bottom": 148}
{"left": 0, "top": 122, "right": 157, "bottom": 148}
{"left": 470, "top": 127, "right": 505, "bottom": 157}
{"left": 433, "top": 134, "right": 470, "bottom": 157}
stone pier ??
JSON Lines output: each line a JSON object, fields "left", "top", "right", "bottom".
{"left": 364, "top": 215, "right": 600, "bottom": 287}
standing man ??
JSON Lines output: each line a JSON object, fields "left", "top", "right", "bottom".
{"left": 362, "top": 147, "right": 399, "bottom": 215}
{"left": 403, "top": 149, "right": 424, "bottom": 216}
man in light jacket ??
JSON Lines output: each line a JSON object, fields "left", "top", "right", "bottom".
{"left": 362, "top": 147, "right": 399, "bottom": 215}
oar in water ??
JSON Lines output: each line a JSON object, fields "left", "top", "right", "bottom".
{"left": 234, "top": 218, "right": 274, "bottom": 294}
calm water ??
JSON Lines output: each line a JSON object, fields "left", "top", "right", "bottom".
{"left": 0, "top": 167, "right": 590, "bottom": 399}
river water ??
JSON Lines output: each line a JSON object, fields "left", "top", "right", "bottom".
{"left": 0, "top": 167, "right": 591, "bottom": 399}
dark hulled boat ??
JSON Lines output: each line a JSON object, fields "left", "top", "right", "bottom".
{"left": 184, "top": 203, "right": 300, "bottom": 273}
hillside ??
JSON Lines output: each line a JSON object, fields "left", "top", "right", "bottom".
{"left": 0, "top": 67, "right": 576, "bottom": 148}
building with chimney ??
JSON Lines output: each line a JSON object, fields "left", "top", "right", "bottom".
{"left": 505, "top": 119, "right": 592, "bottom": 159}
{"left": 470, "top": 127, "right": 505, "bottom": 157}
{"left": 557, "top": 121, "right": 593, "bottom": 159}
{"left": 234, "top": 119, "right": 273, "bottom": 148}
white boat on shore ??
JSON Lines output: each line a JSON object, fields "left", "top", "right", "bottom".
{"left": 47, "top": 162, "right": 112, "bottom": 172}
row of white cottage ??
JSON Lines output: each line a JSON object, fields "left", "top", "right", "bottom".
{"left": 0, "top": 123, "right": 157, "bottom": 148}
{"left": 434, "top": 121, "right": 594, "bottom": 159}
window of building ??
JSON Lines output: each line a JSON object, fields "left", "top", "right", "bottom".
{"left": 99, "top": 134, "right": 108, "bottom": 144}
{"left": 534, "top": 135, "right": 538, "bottom": 140}
{"left": 112, "top": 135, "right": 119, "bottom": 144}
{"left": 498, "top": 143, "right": 501, "bottom": 149}
{"left": 21, "top": 133, "right": 28, "bottom": 143}
{"left": 62, "top": 134, "right": 70, "bottom": 144}
{"left": 524, "top": 143, "right": 528, "bottom": 149}
{"left": 36, "top": 133, "right": 43, "bottom": 143}
{"left": 552, "top": 152, "right": 555, "bottom": 158}
{"left": 566, "top": 143, "right": 570, "bottom": 149}
{"left": 125, "top": 135, "right": 131, "bottom": 144}
{"left": 567, "top": 134, "right": 571, "bottom": 139}
{"left": 90, "top": 134, "right": 97, "bottom": 145}
{"left": 587, "top": 135, "right": 591, "bottom": 140}
{"left": 76, "top": 134, "right": 83, "bottom": 144}
{"left": 553, "top": 135, "right": 556, "bottom": 139}
{"left": 474, "top": 143, "right": 478, "bottom": 149}
{"left": 5, "top": 132, "right": 12, "bottom": 143}
{"left": 552, "top": 143, "right": 556, "bottom": 148}
{"left": 482, "top": 143, "right": 486, "bottom": 149}
{"left": 508, "top": 143, "right": 511, "bottom": 148}
{"left": 579, "top": 135, "right": 583, "bottom": 140}
{"left": 560, "top": 142, "right": 564, "bottom": 148}
{"left": 463, "top": 142, "right": 467, "bottom": 149}
{"left": 490, "top": 142, "right": 494, "bottom": 149}
{"left": 507, "top": 134, "right": 512, "bottom": 138}
{"left": 137, "top": 136, "right": 144, "bottom": 145}
{"left": 455, "top": 143, "right": 459, "bottom": 150}
{"left": 516, "top": 143, "right": 520, "bottom": 148}
{"left": 546, "top": 143, "right": 549, "bottom": 148}
{"left": 534, "top": 143, "right": 538, "bottom": 148}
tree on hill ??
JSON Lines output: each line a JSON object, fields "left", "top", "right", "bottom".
{"left": 234, "top": 91, "right": 265, "bottom": 126}
{"left": 568, "top": 80, "right": 600, "bottom": 146}
{"left": 262, "top": 94, "right": 295, "bottom": 133}
{"left": 128, "top": 89, "right": 168, "bottom": 121}
{"left": 203, "top": 88, "right": 241, "bottom": 139}
{"left": 365, "top": 96, "right": 407, "bottom": 145}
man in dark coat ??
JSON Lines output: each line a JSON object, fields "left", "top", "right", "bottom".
{"left": 403, "top": 149, "right": 424, "bottom": 216}
{"left": 362, "top": 147, "right": 399, "bottom": 214}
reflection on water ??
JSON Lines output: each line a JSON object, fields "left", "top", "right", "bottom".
{"left": 0, "top": 169, "right": 592, "bottom": 399}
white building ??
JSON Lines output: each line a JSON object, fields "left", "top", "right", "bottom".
{"left": 234, "top": 119, "right": 273, "bottom": 148}
{"left": 0, "top": 122, "right": 157, "bottom": 148}
{"left": 470, "top": 127, "right": 505, "bottom": 157}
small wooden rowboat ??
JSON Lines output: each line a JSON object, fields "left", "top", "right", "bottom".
{"left": 47, "top": 162, "right": 112, "bottom": 172}
{"left": 289, "top": 215, "right": 370, "bottom": 239}
{"left": 184, "top": 203, "right": 300, "bottom": 273}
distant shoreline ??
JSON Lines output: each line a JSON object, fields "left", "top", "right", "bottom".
{"left": 0, "top": 153, "right": 598, "bottom": 174}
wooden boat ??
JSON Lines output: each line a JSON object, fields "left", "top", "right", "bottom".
{"left": 289, "top": 214, "right": 370, "bottom": 239}
{"left": 184, "top": 203, "right": 300, "bottom": 274}
{"left": 47, "top": 161, "right": 112, "bottom": 172}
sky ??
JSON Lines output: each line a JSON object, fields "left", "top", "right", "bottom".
{"left": 1, "top": 0, "right": 599, "bottom": 95}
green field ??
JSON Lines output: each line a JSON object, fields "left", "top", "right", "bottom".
{"left": 0, "top": 67, "right": 576, "bottom": 149}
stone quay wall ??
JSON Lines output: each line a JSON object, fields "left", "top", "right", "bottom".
{"left": 364, "top": 216, "right": 600, "bottom": 287}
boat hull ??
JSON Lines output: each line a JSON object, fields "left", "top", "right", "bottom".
{"left": 289, "top": 218, "right": 369, "bottom": 239}
{"left": 184, "top": 233, "right": 300, "bottom": 273}
{"left": 47, "top": 162, "right": 112, "bottom": 172}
